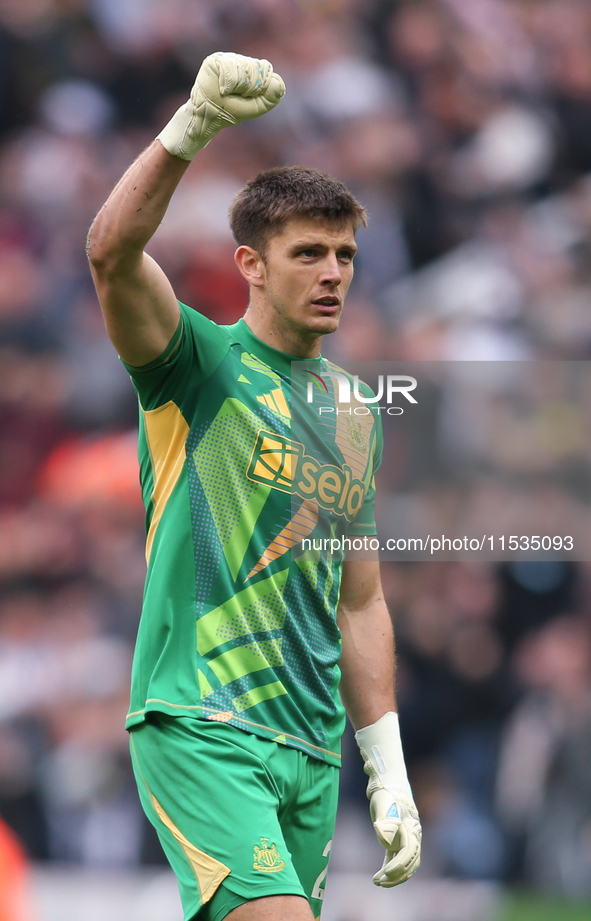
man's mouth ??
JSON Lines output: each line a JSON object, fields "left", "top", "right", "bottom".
{"left": 313, "top": 296, "right": 340, "bottom": 309}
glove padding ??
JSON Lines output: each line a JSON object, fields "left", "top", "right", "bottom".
{"left": 355, "top": 712, "right": 422, "bottom": 887}
{"left": 367, "top": 783, "right": 422, "bottom": 886}
{"left": 157, "top": 52, "right": 285, "bottom": 160}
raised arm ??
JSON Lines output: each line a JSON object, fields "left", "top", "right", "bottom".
{"left": 87, "top": 144, "right": 188, "bottom": 366}
{"left": 86, "top": 53, "right": 285, "bottom": 367}
{"left": 338, "top": 558, "right": 422, "bottom": 887}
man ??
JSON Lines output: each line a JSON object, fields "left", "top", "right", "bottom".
{"left": 87, "top": 52, "right": 420, "bottom": 921}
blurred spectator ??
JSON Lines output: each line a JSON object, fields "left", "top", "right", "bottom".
{"left": 496, "top": 615, "right": 591, "bottom": 896}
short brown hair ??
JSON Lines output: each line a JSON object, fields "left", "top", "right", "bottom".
{"left": 229, "top": 165, "right": 367, "bottom": 255}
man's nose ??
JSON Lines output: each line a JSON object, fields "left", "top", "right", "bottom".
{"left": 320, "top": 254, "right": 342, "bottom": 285}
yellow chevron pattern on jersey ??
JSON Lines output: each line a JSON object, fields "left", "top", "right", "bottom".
{"left": 246, "top": 499, "right": 319, "bottom": 581}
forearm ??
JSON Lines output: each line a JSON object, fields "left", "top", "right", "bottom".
{"left": 338, "top": 591, "right": 397, "bottom": 731}
{"left": 338, "top": 563, "right": 421, "bottom": 887}
{"left": 87, "top": 141, "right": 189, "bottom": 273}
{"left": 339, "top": 578, "right": 421, "bottom": 886}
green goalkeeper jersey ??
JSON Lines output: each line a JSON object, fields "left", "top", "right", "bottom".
{"left": 124, "top": 302, "right": 383, "bottom": 766}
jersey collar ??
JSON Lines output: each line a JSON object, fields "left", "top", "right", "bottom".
{"left": 225, "top": 318, "right": 323, "bottom": 377}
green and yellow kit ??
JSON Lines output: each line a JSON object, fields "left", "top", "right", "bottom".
{"left": 124, "top": 302, "right": 383, "bottom": 767}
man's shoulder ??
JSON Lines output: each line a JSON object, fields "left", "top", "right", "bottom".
{"left": 180, "top": 304, "right": 260, "bottom": 356}
{"left": 179, "top": 301, "right": 231, "bottom": 339}
{"left": 178, "top": 301, "right": 245, "bottom": 364}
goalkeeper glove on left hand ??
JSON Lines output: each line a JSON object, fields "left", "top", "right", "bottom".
{"left": 355, "top": 711, "right": 422, "bottom": 887}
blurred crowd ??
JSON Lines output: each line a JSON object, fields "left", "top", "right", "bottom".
{"left": 2, "top": 0, "right": 591, "bottom": 901}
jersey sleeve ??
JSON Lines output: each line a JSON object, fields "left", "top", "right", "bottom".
{"left": 120, "top": 302, "right": 230, "bottom": 411}
{"left": 346, "top": 407, "right": 383, "bottom": 537}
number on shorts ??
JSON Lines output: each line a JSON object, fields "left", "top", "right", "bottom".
{"left": 311, "top": 839, "right": 332, "bottom": 901}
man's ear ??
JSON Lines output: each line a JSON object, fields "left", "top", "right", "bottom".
{"left": 234, "top": 245, "right": 265, "bottom": 287}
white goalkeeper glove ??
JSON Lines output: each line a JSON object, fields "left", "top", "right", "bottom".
{"left": 355, "top": 711, "right": 421, "bottom": 887}
{"left": 157, "top": 52, "right": 285, "bottom": 160}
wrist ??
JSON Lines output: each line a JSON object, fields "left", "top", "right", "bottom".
{"left": 156, "top": 95, "right": 229, "bottom": 161}
{"left": 355, "top": 711, "right": 411, "bottom": 794}
{"left": 156, "top": 102, "right": 198, "bottom": 161}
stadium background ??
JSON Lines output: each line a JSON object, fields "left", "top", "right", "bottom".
{"left": 2, "top": 0, "right": 591, "bottom": 918}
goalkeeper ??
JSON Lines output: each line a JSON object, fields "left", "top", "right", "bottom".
{"left": 87, "top": 52, "right": 420, "bottom": 921}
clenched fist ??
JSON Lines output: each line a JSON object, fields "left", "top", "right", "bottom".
{"left": 157, "top": 52, "right": 285, "bottom": 160}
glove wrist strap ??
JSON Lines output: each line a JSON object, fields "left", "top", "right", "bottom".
{"left": 355, "top": 711, "right": 411, "bottom": 793}
{"left": 156, "top": 95, "right": 231, "bottom": 160}
{"left": 156, "top": 102, "right": 204, "bottom": 161}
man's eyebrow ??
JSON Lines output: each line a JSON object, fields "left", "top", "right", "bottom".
{"left": 289, "top": 239, "right": 358, "bottom": 253}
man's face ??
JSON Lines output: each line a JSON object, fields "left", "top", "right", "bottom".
{"left": 257, "top": 216, "right": 357, "bottom": 347}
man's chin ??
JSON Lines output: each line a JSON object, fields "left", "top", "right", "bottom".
{"left": 308, "top": 315, "right": 341, "bottom": 336}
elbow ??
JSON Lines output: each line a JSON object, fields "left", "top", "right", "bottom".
{"left": 86, "top": 211, "right": 112, "bottom": 271}
{"left": 86, "top": 213, "right": 137, "bottom": 278}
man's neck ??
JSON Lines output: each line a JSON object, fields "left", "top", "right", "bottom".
{"left": 242, "top": 308, "right": 322, "bottom": 358}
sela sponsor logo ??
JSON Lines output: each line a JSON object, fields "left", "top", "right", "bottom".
{"left": 304, "top": 370, "right": 418, "bottom": 415}
{"left": 246, "top": 430, "right": 366, "bottom": 520}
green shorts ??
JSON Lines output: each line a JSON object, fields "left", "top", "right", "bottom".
{"left": 129, "top": 714, "right": 340, "bottom": 921}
